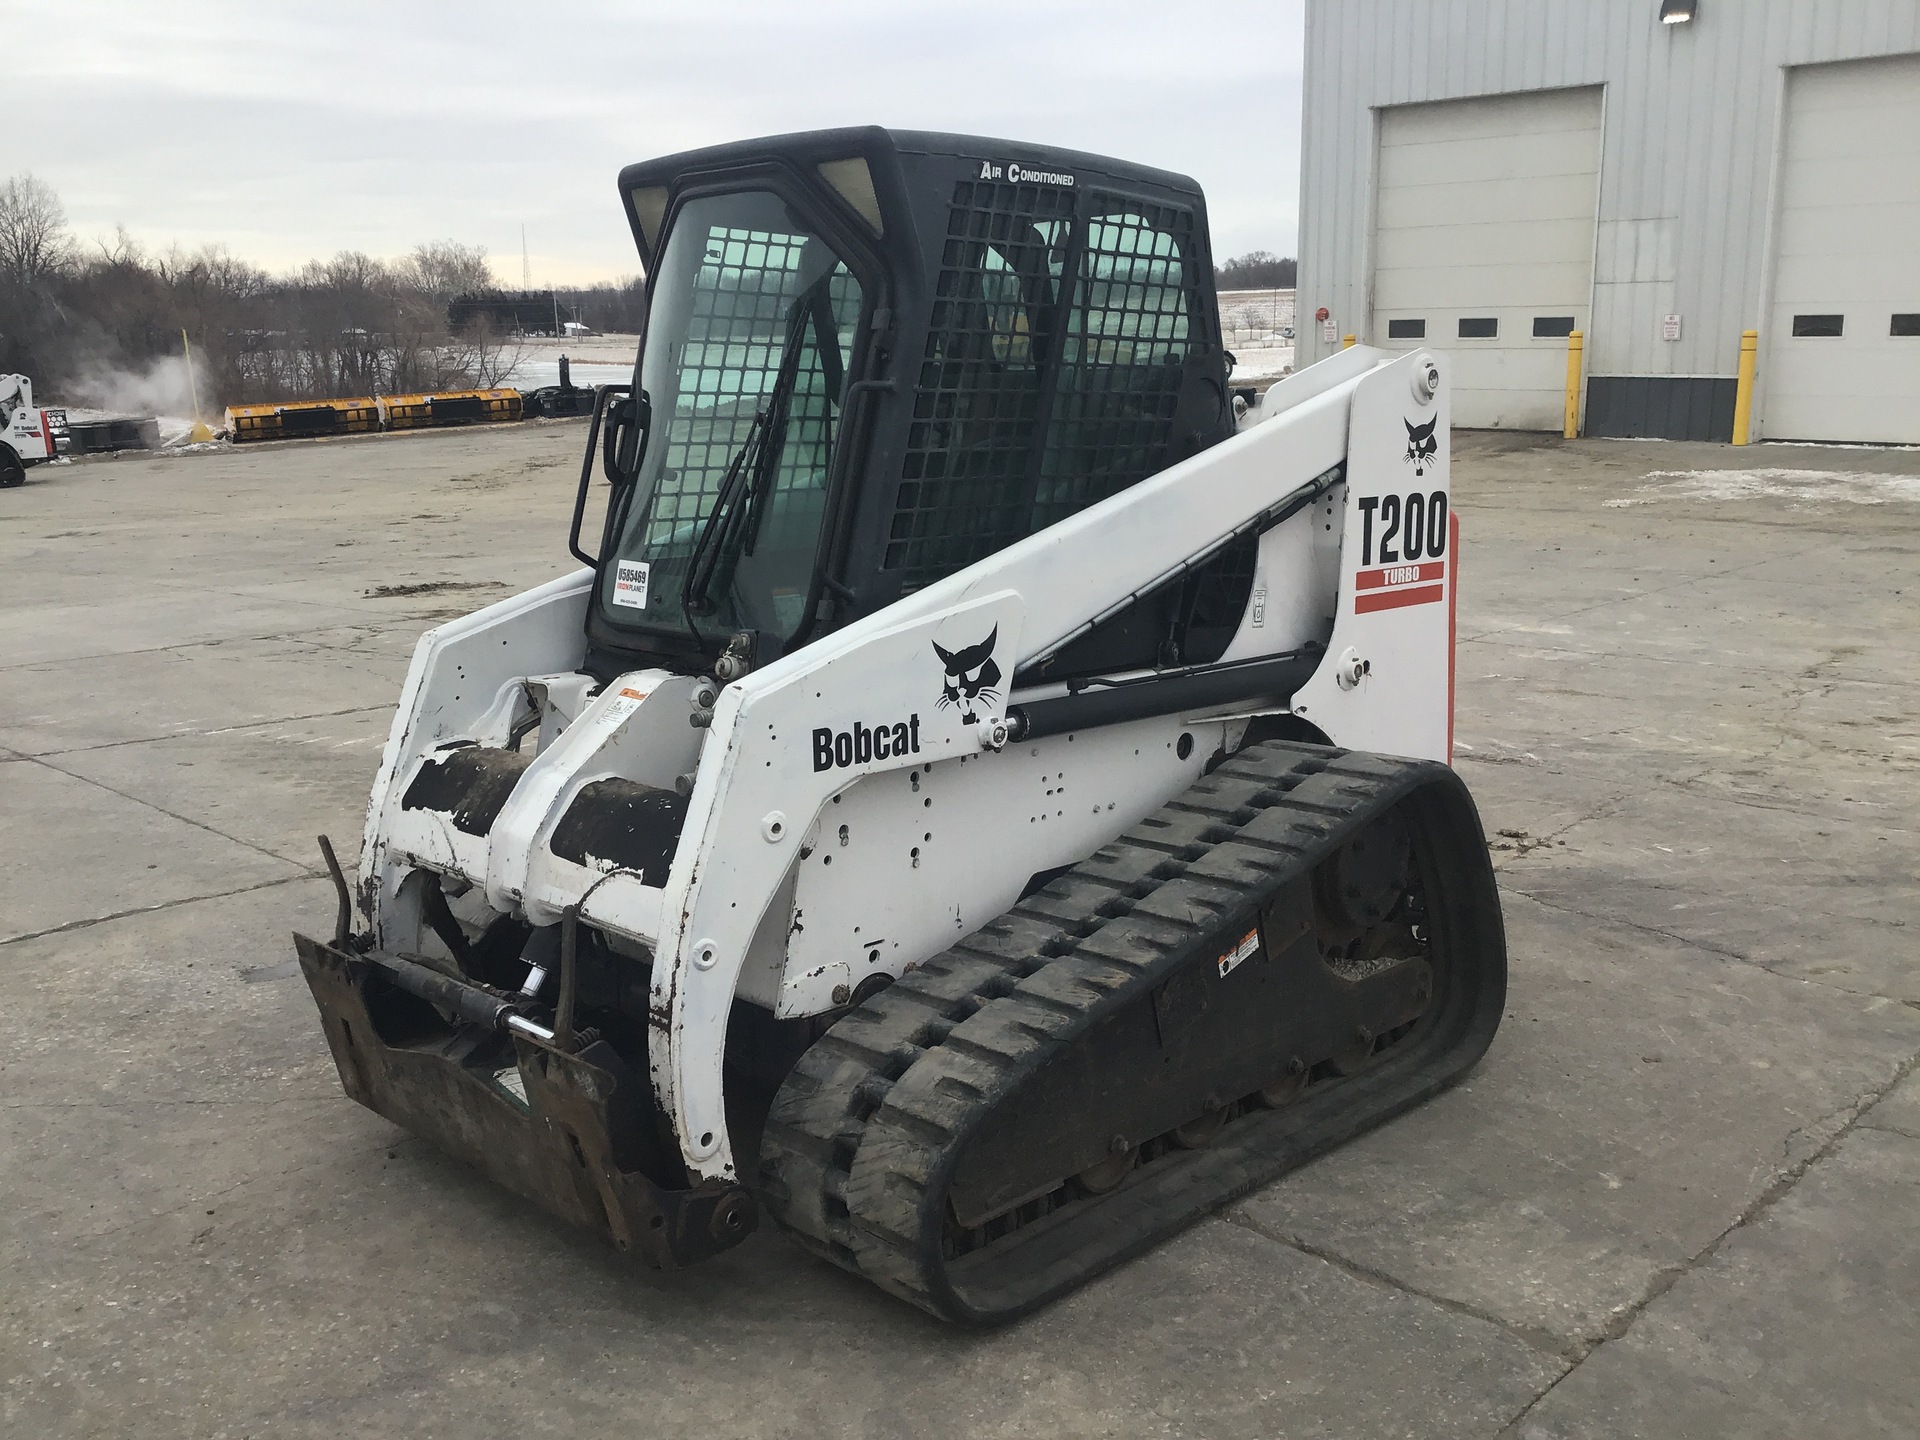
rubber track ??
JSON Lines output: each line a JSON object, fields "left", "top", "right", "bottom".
{"left": 757, "top": 739, "right": 1503, "bottom": 1322}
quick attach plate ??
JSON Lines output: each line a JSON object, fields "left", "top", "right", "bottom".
{"left": 293, "top": 933, "right": 755, "bottom": 1268}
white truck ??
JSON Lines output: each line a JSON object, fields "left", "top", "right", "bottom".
{"left": 1, "top": 374, "right": 71, "bottom": 486}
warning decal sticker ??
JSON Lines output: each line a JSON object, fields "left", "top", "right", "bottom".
{"left": 1355, "top": 560, "right": 1446, "bottom": 614}
{"left": 612, "top": 560, "right": 650, "bottom": 609}
{"left": 605, "top": 684, "right": 652, "bottom": 724}
{"left": 1217, "top": 928, "right": 1260, "bottom": 978}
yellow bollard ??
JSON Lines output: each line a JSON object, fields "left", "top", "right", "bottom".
{"left": 1563, "top": 330, "right": 1583, "bottom": 439}
{"left": 181, "top": 330, "right": 215, "bottom": 444}
{"left": 1732, "top": 329, "right": 1757, "bottom": 445}
{"left": 1341, "top": 333, "right": 1356, "bottom": 349}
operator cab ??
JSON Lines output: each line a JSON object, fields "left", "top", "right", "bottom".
{"left": 579, "top": 127, "right": 1239, "bottom": 683}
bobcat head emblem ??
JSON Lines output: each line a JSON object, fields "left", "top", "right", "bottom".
{"left": 1404, "top": 415, "right": 1439, "bottom": 477}
{"left": 933, "top": 627, "right": 1002, "bottom": 725}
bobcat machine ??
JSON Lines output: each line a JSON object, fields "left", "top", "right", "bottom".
{"left": 295, "top": 128, "right": 1506, "bottom": 1324}
{"left": 1, "top": 374, "right": 70, "bottom": 486}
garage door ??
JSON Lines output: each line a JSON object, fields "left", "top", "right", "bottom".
{"left": 1764, "top": 54, "right": 1920, "bottom": 445}
{"left": 1372, "top": 88, "right": 1602, "bottom": 429}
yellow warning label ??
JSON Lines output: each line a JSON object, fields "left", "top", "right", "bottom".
{"left": 1217, "top": 928, "right": 1260, "bottom": 978}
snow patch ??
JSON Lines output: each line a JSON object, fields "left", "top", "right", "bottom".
{"left": 1610, "top": 467, "right": 1920, "bottom": 508}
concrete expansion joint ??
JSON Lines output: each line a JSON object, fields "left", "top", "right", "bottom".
{"left": 1501, "top": 884, "right": 1918, "bottom": 1005}
{"left": 0, "top": 626, "right": 355, "bottom": 675}
{"left": 1217, "top": 1210, "right": 1579, "bottom": 1365}
{"left": 1483, "top": 800, "right": 1627, "bottom": 873}
{"left": 29, "top": 703, "right": 393, "bottom": 760}
{"left": 1665, "top": 765, "right": 1913, "bottom": 832}
{"left": 1495, "top": 1044, "right": 1920, "bottom": 1438}
{"left": 24, "top": 752, "right": 319, "bottom": 870}
{"left": 1499, "top": 886, "right": 1751, "bottom": 964}
{"left": 0, "top": 871, "right": 324, "bottom": 949}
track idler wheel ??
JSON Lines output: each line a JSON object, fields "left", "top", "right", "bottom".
{"left": 1170, "top": 1107, "right": 1229, "bottom": 1149}
{"left": 1257, "top": 1057, "right": 1308, "bottom": 1107}
{"left": 1073, "top": 1139, "right": 1138, "bottom": 1195}
{"left": 1328, "top": 1027, "right": 1377, "bottom": 1075}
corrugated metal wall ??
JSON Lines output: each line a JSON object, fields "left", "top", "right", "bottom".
{"left": 1297, "top": 0, "right": 1920, "bottom": 396}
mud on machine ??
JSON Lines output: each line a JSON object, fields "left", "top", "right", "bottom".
{"left": 295, "top": 127, "right": 1506, "bottom": 1323}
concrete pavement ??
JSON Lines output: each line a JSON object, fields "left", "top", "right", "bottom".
{"left": 3, "top": 422, "right": 1916, "bottom": 1437}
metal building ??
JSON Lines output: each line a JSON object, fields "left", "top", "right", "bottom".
{"left": 1295, "top": 0, "right": 1920, "bottom": 443}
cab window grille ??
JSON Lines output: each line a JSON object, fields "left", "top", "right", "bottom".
{"left": 647, "top": 224, "right": 813, "bottom": 551}
{"left": 1033, "top": 199, "right": 1196, "bottom": 531}
{"left": 885, "top": 180, "right": 1074, "bottom": 585}
{"left": 885, "top": 186, "right": 1203, "bottom": 591}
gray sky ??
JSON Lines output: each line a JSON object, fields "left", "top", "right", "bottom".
{"left": 24, "top": 0, "right": 1303, "bottom": 287}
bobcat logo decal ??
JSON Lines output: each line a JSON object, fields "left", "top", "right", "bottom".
{"left": 1404, "top": 416, "right": 1439, "bottom": 477}
{"left": 933, "top": 627, "right": 1002, "bottom": 725}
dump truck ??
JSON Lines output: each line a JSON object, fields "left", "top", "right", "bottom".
{"left": 295, "top": 128, "right": 1506, "bottom": 1323}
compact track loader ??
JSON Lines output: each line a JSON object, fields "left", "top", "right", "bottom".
{"left": 296, "top": 128, "right": 1506, "bottom": 1323}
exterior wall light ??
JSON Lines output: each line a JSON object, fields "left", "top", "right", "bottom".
{"left": 1660, "top": 0, "right": 1696, "bottom": 22}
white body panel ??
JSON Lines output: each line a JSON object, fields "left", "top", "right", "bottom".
{"left": 1293, "top": 353, "right": 1454, "bottom": 758}
{"left": 1370, "top": 89, "right": 1602, "bottom": 431}
{"left": 1, "top": 374, "right": 55, "bottom": 463}
{"left": 357, "top": 348, "right": 1456, "bottom": 1184}
{"left": 772, "top": 713, "right": 1216, "bottom": 1017}
{"left": 1763, "top": 54, "right": 1920, "bottom": 445}
{"left": 359, "top": 569, "right": 594, "bottom": 948}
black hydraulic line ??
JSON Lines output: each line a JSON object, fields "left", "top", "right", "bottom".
{"left": 1007, "top": 649, "right": 1323, "bottom": 741}
{"left": 364, "top": 949, "right": 518, "bottom": 1031}
{"left": 1015, "top": 464, "right": 1344, "bottom": 683}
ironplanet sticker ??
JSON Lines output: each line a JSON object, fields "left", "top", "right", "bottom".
{"left": 612, "top": 560, "right": 650, "bottom": 609}
{"left": 1354, "top": 560, "right": 1446, "bottom": 614}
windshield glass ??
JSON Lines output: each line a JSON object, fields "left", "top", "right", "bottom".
{"left": 600, "top": 189, "right": 865, "bottom": 642}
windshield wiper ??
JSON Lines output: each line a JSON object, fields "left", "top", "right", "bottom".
{"left": 679, "top": 284, "right": 823, "bottom": 624}
{"left": 680, "top": 405, "right": 770, "bottom": 621}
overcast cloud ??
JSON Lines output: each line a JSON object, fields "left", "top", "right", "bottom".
{"left": 21, "top": 0, "right": 1304, "bottom": 286}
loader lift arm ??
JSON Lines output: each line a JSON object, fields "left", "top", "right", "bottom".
{"left": 648, "top": 342, "right": 1458, "bottom": 1187}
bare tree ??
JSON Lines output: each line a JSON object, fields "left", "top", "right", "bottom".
{"left": 1215, "top": 251, "right": 1297, "bottom": 290}
{"left": 0, "top": 174, "right": 74, "bottom": 288}
{"left": 0, "top": 198, "right": 558, "bottom": 408}
{"left": 448, "top": 315, "right": 525, "bottom": 389}
{"left": 405, "top": 239, "right": 494, "bottom": 300}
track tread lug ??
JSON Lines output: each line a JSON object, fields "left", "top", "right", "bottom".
{"left": 758, "top": 740, "right": 1507, "bottom": 1324}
